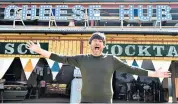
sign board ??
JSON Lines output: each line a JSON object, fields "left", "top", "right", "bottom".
{"left": 0, "top": 42, "right": 48, "bottom": 55}
{"left": 103, "top": 44, "right": 178, "bottom": 57}
{"left": 4, "top": 4, "right": 172, "bottom": 22}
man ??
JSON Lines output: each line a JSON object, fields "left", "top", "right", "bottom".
{"left": 26, "top": 32, "right": 171, "bottom": 103}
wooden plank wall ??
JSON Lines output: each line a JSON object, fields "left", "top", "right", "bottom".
{"left": 0, "top": 33, "right": 178, "bottom": 60}
{"left": 0, "top": 33, "right": 88, "bottom": 58}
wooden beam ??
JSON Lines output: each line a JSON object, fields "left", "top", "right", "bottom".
{"left": 172, "top": 61, "right": 178, "bottom": 102}
{"left": 169, "top": 61, "right": 177, "bottom": 103}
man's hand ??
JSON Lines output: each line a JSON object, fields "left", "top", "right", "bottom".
{"left": 26, "top": 41, "right": 51, "bottom": 58}
{"left": 148, "top": 70, "right": 171, "bottom": 78}
{"left": 155, "top": 71, "right": 171, "bottom": 78}
{"left": 26, "top": 41, "right": 41, "bottom": 53}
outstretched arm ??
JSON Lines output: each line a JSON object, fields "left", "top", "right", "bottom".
{"left": 113, "top": 56, "right": 171, "bottom": 78}
{"left": 26, "top": 41, "right": 82, "bottom": 67}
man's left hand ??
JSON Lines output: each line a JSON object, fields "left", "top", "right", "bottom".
{"left": 148, "top": 70, "right": 171, "bottom": 78}
{"left": 155, "top": 71, "right": 171, "bottom": 78}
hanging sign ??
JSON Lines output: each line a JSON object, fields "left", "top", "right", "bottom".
{"left": 103, "top": 44, "right": 178, "bottom": 57}
{"left": 4, "top": 4, "right": 172, "bottom": 22}
{"left": 0, "top": 42, "right": 48, "bottom": 55}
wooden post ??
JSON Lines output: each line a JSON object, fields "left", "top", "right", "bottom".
{"left": 168, "top": 61, "right": 177, "bottom": 103}
{"left": 80, "top": 40, "right": 83, "bottom": 54}
{"left": 172, "top": 61, "right": 177, "bottom": 103}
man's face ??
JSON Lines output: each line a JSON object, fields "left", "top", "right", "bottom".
{"left": 90, "top": 39, "right": 105, "bottom": 56}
